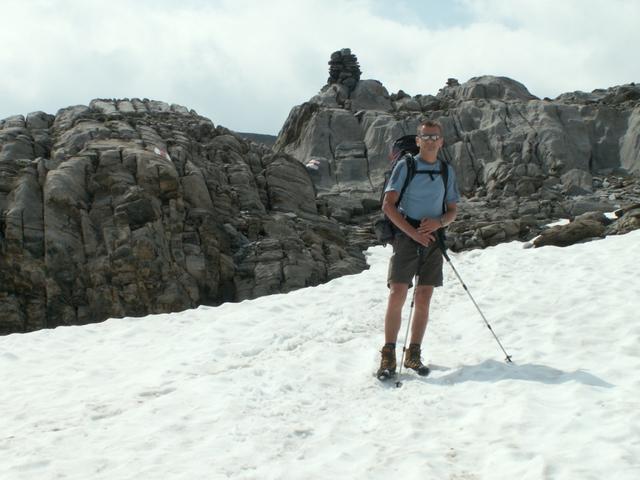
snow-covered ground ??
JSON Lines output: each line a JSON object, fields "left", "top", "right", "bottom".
{"left": 2, "top": 231, "right": 639, "bottom": 480}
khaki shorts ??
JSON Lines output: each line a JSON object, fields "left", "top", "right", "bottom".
{"left": 387, "top": 233, "right": 444, "bottom": 287}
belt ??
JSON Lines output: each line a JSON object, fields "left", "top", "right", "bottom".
{"left": 403, "top": 215, "right": 421, "bottom": 228}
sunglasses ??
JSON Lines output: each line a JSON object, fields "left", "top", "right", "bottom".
{"left": 418, "top": 134, "right": 441, "bottom": 141}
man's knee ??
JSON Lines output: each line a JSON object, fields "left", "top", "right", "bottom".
{"left": 414, "top": 285, "right": 434, "bottom": 304}
{"left": 388, "top": 283, "right": 409, "bottom": 301}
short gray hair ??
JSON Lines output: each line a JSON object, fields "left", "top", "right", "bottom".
{"left": 416, "top": 120, "right": 443, "bottom": 136}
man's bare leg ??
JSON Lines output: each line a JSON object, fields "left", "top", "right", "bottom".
{"left": 384, "top": 283, "right": 409, "bottom": 344}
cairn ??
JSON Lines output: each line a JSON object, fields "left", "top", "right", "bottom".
{"left": 327, "top": 48, "right": 361, "bottom": 92}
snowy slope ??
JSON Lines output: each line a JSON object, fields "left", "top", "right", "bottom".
{"left": 2, "top": 231, "right": 640, "bottom": 480}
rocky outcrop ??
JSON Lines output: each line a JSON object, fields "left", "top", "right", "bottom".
{"left": 277, "top": 74, "right": 640, "bottom": 197}
{"left": 274, "top": 53, "right": 640, "bottom": 250}
{"left": 0, "top": 99, "right": 367, "bottom": 334}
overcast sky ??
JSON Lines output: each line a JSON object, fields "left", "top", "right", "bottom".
{"left": 1, "top": 0, "right": 639, "bottom": 135}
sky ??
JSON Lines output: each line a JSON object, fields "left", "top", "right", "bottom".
{"left": 1, "top": 0, "right": 639, "bottom": 134}
{"left": 2, "top": 229, "right": 640, "bottom": 478}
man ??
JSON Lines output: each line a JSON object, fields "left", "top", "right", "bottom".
{"left": 377, "top": 120, "right": 460, "bottom": 380}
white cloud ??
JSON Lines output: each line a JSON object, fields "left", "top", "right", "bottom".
{"left": 0, "top": 0, "right": 638, "bottom": 134}
{"left": 455, "top": 0, "right": 640, "bottom": 92}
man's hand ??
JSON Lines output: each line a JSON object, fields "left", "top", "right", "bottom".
{"left": 410, "top": 229, "right": 435, "bottom": 247}
{"left": 418, "top": 217, "right": 441, "bottom": 235}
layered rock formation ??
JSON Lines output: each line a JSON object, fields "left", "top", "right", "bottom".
{"left": 0, "top": 100, "right": 367, "bottom": 334}
{"left": 275, "top": 52, "right": 640, "bottom": 249}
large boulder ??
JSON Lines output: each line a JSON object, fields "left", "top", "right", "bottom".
{"left": 349, "top": 80, "right": 394, "bottom": 113}
{"left": 532, "top": 218, "right": 607, "bottom": 248}
{"left": 561, "top": 168, "right": 593, "bottom": 195}
{"left": 438, "top": 75, "right": 538, "bottom": 103}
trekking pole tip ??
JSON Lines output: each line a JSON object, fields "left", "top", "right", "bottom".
{"left": 505, "top": 355, "right": 513, "bottom": 364}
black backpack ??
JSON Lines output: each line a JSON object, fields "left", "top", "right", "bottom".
{"left": 373, "top": 134, "right": 450, "bottom": 245}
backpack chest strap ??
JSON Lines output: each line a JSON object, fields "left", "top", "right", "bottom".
{"left": 415, "top": 169, "right": 444, "bottom": 181}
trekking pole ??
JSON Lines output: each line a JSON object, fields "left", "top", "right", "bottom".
{"left": 396, "top": 246, "right": 426, "bottom": 388}
{"left": 436, "top": 231, "right": 513, "bottom": 363}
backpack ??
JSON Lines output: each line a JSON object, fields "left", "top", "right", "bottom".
{"left": 373, "top": 134, "right": 450, "bottom": 245}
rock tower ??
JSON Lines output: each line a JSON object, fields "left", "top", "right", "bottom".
{"left": 327, "top": 48, "right": 361, "bottom": 92}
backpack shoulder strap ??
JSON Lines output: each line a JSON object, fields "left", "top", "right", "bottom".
{"left": 440, "top": 156, "right": 449, "bottom": 214}
{"left": 396, "top": 154, "right": 416, "bottom": 207}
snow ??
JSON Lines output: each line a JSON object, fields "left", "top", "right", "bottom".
{"left": 2, "top": 230, "right": 640, "bottom": 479}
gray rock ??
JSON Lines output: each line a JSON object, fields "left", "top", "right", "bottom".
{"left": 620, "top": 108, "right": 640, "bottom": 174}
{"left": 26, "top": 111, "right": 54, "bottom": 130}
{"left": 561, "top": 168, "right": 593, "bottom": 195}
{"left": 265, "top": 154, "right": 317, "bottom": 215}
{"left": 437, "top": 75, "right": 538, "bottom": 103}
{"left": 416, "top": 95, "right": 441, "bottom": 111}
{"left": 574, "top": 211, "right": 611, "bottom": 224}
{"left": 607, "top": 203, "right": 640, "bottom": 235}
{"left": 0, "top": 115, "right": 26, "bottom": 129}
{"left": 533, "top": 219, "right": 607, "bottom": 247}
{"left": 394, "top": 96, "right": 422, "bottom": 112}
{"left": 311, "top": 84, "right": 350, "bottom": 108}
{"left": 349, "top": 80, "right": 393, "bottom": 113}
{"left": 562, "top": 198, "right": 616, "bottom": 217}
{"left": 0, "top": 98, "right": 368, "bottom": 334}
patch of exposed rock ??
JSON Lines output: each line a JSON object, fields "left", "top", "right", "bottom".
{"left": 0, "top": 99, "right": 367, "bottom": 334}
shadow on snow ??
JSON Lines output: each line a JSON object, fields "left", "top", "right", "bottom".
{"left": 407, "top": 359, "right": 614, "bottom": 388}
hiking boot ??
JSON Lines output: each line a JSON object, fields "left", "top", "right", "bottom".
{"left": 377, "top": 343, "right": 397, "bottom": 380}
{"left": 404, "top": 344, "right": 430, "bottom": 376}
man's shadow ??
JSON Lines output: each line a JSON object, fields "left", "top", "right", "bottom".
{"left": 418, "top": 359, "right": 614, "bottom": 388}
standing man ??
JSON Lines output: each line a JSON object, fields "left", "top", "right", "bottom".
{"left": 377, "top": 120, "right": 460, "bottom": 380}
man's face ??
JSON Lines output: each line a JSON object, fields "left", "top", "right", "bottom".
{"left": 416, "top": 126, "right": 443, "bottom": 154}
